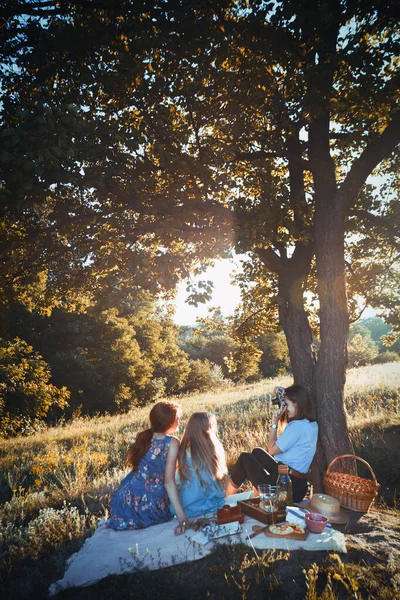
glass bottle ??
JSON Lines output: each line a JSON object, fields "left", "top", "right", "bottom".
{"left": 276, "top": 464, "right": 293, "bottom": 508}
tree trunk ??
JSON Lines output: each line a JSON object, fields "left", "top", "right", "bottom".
{"left": 311, "top": 168, "right": 354, "bottom": 492}
{"left": 314, "top": 187, "right": 354, "bottom": 451}
{"left": 277, "top": 257, "right": 316, "bottom": 391}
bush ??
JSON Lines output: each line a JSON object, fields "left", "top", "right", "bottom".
{"left": 181, "top": 332, "right": 261, "bottom": 383}
{"left": 0, "top": 338, "right": 69, "bottom": 438}
{"left": 373, "top": 351, "right": 400, "bottom": 365}
{"left": 223, "top": 341, "right": 262, "bottom": 383}
{"left": 348, "top": 333, "right": 379, "bottom": 368}
{"left": 209, "top": 364, "right": 230, "bottom": 387}
{"left": 1, "top": 502, "right": 95, "bottom": 563}
{"left": 257, "top": 332, "right": 291, "bottom": 378}
{"left": 183, "top": 359, "right": 215, "bottom": 393}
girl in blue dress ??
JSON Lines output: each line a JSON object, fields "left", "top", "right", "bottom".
{"left": 173, "top": 412, "right": 228, "bottom": 518}
{"left": 107, "top": 400, "right": 188, "bottom": 535}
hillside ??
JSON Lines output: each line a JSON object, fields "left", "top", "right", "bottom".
{"left": 1, "top": 362, "right": 399, "bottom": 599}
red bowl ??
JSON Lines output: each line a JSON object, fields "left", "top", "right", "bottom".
{"left": 304, "top": 512, "right": 328, "bottom": 533}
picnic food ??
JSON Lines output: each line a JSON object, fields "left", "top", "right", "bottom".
{"left": 269, "top": 523, "right": 294, "bottom": 535}
{"left": 267, "top": 522, "right": 305, "bottom": 536}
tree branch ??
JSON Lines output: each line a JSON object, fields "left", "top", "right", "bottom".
{"left": 234, "top": 150, "right": 311, "bottom": 171}
{"left": 346, "top": 251, "right": 400, "bottom": 323}
{"left": 341, "top": 109, "right": 400, "bottom": 213}
{"left": 234, "top": 150, "right": 277, "bottom": 161}
{"left": 234, "top": 306, "right": 271, "bottom": 333}
{"left": 348, "top": 209, "right": 400, "bottom": 251}
{"left": 287, "top": 128, "right": 311, "bottom": 233}
{"left": 255, "top": 246, "right": 283, "bottom": 274}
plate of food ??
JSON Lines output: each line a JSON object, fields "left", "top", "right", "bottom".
{"left": 264, "top": 521, "right": 308, "bottom": 540}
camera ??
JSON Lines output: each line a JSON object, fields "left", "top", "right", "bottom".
{"left": 273, "top": 386, "right": 286, "bottom": 412}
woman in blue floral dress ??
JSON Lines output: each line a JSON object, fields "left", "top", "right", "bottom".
{"left": 107, "top": 401, "right": 188, "bottom": 535}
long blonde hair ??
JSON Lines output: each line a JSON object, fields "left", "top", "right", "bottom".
{"left": 178, "top": 412, "right": 228, "bottom": 488}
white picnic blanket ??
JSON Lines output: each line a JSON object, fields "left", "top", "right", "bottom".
{"left": 49, "top": 493, "right": 346, "bottom": 596}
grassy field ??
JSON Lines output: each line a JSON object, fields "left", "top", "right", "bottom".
{"left": 1, "top": 362, "right": 399, "bottom": 599}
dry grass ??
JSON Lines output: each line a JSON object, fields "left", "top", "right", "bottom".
{"left": 1, "top": 364, "right": 399, "bottom": 514}
{"left": 0, "top": 363, "right": 399, "bottom": 598}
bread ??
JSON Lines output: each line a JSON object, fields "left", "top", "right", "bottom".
{"left": 269, "top": 524, "right": 294, "bottom": 535}
{"left": 268, "top": 522, "right": 305, "bottom": 536}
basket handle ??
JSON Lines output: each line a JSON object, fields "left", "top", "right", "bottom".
{"left": 325, "top": 454, "right": 377, "bottom": 483}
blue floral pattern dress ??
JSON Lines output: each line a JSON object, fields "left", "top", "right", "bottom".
{"left": 107, "top": 435, "right": 173, "bottom": 530}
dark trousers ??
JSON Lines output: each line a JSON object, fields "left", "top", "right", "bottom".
{"left": 230, "top": 447, "right": 308, "bottom": 503}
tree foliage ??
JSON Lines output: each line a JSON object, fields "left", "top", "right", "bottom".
{"left": 347, "top": 332, "right": 379, "bottom": 368}
{"left": 356, "top": 316, "right": 400, "bottom": 353}
{"left": 0, "top": 337, "right": 69, "bottom": 437}
{"left": 0, "top": 291, "right": 191, "bottom": 417}
{"left": 1, "top": 1, "right": 398, "bottom": 316}
{"left": 1, "top": 0, "right": 399, "bottom": 471}
{"left": 180, "top": 325, "right": 262, "bottom": 382}
{"left": 349, "top": 316, "right": 400, "bottom": 357}
{"left": 1, "top": 1, "right": 398, "bottom": 323}
{"left": 257, "top": 332, "right": 291, "bottom": 379}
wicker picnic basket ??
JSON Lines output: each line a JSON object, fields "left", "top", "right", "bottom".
{"left": 323, "top": 454, "right": 379, "bottom": 512}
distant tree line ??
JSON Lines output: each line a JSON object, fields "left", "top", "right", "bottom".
{"left": 348, "top": 318, "right": 400, "bottom": 369}
{"left": 1, "top": 291, "right": 189, "bottom": 436}
{"left": 0, "top": 290, "right": 289, "bottom": 436}
{"left": 0, "top": 289, "right": 398, "bottom": 437}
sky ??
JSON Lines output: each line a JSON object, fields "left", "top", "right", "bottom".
{"left": 172, "top": 257, "right": 377, "bottom": 326}
{"left": 173, "top": 259, "right": 242, "bottom": 325}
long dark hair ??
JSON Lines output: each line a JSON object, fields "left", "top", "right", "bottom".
{"left": 284, "top": 384, "right": 315, "bottom": 422}
{"left": 126, "top": 400, "right": 180, "bottom": 471}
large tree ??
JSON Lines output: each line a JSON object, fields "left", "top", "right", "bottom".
{"left": 1, "top": 0, "right": 399, "bottom": 481}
